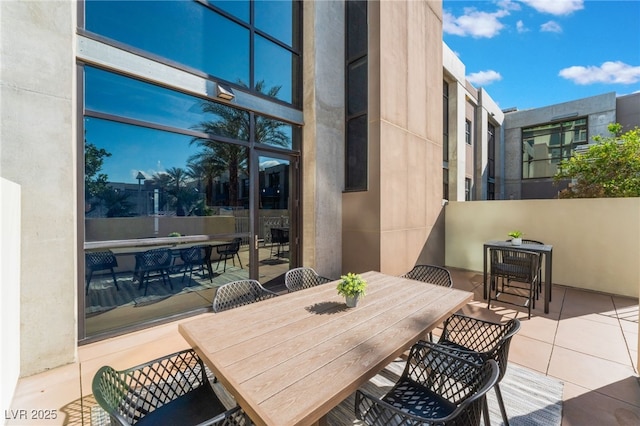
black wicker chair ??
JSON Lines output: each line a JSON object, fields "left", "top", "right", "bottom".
{"left": 355, "top": 341, "right": 499, "bottom": 426}
{"left": 402, "top": 264, "right": 453, "bottom": 287}
{"left": 488, "top": 247, "right": 540, "bottom": 318}
{"left": 180, "top": 245, "right": 212, "bottom": 284}
{"left": 506, "top": 239, "right": 545, "bottom": 299}
{"left": 215, "top": 238, "right": 243, "bottom": 273}
{"left": 85, "top": 250, "right": 119, "bottom": 294}
{"left": 433, "top": 313, "right": 521, "bottom": 426}
{"left": 284, "top": 267, "right": 332, "bottom": 292}
{"left": 212, "top": 279, "right": 278, "bottom": 313}
{"left": 269, "top": 228, "right": 289, "bottom": 258}
{"left": 92, "top": 349, "right": 249, "bottom": 426}
{"left": 134, "top": 248, "right": 174, "bottom": 296}
{"left": 402, "top": 264, "right": 453, "bottom": 340}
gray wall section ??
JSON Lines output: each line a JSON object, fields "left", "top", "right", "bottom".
{"left": 503, "top": 92, "right": 618, "bottom": 199}
{"left": 301, "top": 0, "right": 345, "bottom": 279}
{"left": 1, "top": 1, "right": 77, "bottom": 375}
{"left": 616, "top": 93, "right": 640, "bottom": 132}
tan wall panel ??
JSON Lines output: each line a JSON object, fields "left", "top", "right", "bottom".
{"left": 445, "top": 198, "right": 640, "bottom": 298}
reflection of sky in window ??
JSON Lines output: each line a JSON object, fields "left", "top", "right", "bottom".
{"left": 255, "top": 1, "right": 293, "bottom": 46}
{"left": 86, "top": 67, "right": 218, "bottom": 132}
{"left": 85, "top": 117, "right": 196, "bottom": 184}
{"left": 85, "top": 0, "right": 249, "bottom": 84}
{"left": 255, "top": 35, "right": 292, "bottom": 103}
{"left": 209, "top": 0, "right": 249, "bottom": 22}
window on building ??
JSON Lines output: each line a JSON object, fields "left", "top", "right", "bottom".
{"left": 465, "top": 119, "right": 472, "bottom": 145}
{"left": 83, "top": 0, "right": 302, "bottom": 106}
{"left": 521, "top": 118, "right": 587, "bottom": 179}
{"left": 487, "top": 122, "right": 496, "bottom": 200}
{"left": 465, "top": 178, "right": 471, "bottom": 201}
{"left": 443, "top": 81, "right": 449, "bottom": 162}
{"left": 443, "top": 169, "right": 449, "bottom": 201}
{"left": 345, "top": 0, "right": 368, "bottom": 191}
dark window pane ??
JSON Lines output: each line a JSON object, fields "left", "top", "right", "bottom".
{"left": 348, "top": 58, "right": 367, "bottom": 115}
{"left": 255, "top": 0, "right": 294, "bottom": 47}
{"left": 346, "top": 0, "right": 367, "bottom": 59}
{"left": 346, "top": 115, "right": 368, "bottom": 191}
{"left": 85, "top": 1, "right": 249, "bottom": 84}
{"left": 208, "top": 0, "right": 249, "bottom": 22}
{"left": 255, "top": 35, "right": 294, "bottom": 103}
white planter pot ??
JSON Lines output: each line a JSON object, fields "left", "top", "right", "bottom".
{"left": 345, "top": 295, "right": 360, "bottom": 308}
{"left": 511, "top": 237, "right": 522, "bottom": 246}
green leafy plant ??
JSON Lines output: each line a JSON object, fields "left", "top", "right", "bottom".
{"left": 508, "top": 230, "right": 522, "bottom": 238}
{"left": 336, "top": 273, "right": 367, "bottom": 298}
{"left": 168, "top": 232, "right": 181, "bottom": 237}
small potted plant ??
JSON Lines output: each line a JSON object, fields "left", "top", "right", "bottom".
{"left": 508, "top": 230, "right": 523, "bottom": 245}
{"left": 337, "top": 272, "right": 367, "bottom": 308}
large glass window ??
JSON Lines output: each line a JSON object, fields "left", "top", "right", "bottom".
{"left": 83, "top": 66, "right": 299, "bottom": 338}
{"left": 522, "top": 118, "right": 587, "bottom": 178}
{"left": 345, "top": 0, "right": 368, "bottom": 191}
{"left": 84, "top": 0, "right": 301, "bottom": 106}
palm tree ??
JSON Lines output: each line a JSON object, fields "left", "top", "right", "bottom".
{"left": 190, "top": 81, "right": 290, "bottom": 207}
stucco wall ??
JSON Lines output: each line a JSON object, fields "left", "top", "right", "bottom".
{"left": 1, "top": 179, "right": 21, "bottom": 410}
{"left": 445, "top": 198, "right": 640, "bottom": 298}
{"left": 302, "top": 0, "right": 344, "bottom": 280}
{"left": 0, "top": 1, "right": 77, "bottom": 376}
{"left": 343, "top": 0, "right": 445, "bottom": 276}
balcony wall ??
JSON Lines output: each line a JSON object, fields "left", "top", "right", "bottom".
{"left": 444, "top": 198, "right": 640, "bottom": 298}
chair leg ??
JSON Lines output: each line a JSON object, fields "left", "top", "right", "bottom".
{"left": 236, "top": 253, "right": 243, "bottom": 268}
{"left": 494, "top": 383, "right": 510, "bottom": 426}
{"left": 109, "top": 268, "right": 119, "bottom": 291}
{"left": 482, "top": 397, "right": 492, "bottom": 426}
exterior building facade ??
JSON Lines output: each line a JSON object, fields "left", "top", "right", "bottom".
{"left": 443, "top": 43, "right": 504, "bottom": 202}
{"left": 0, "top": 0, "right": 451, "bottom": 396}
{"left": 502, "top": 91, "right": 640, "bottom": 200}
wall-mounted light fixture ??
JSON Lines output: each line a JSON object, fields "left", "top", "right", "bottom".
{"left": 216, "top": 83, "right": 235, "bottom": 101}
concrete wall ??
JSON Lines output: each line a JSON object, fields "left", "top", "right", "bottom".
{"left": 1, "top": 179, "right": 21, "bottom": 411}
{"left": 445, "top": 198, "right": 640, "bottom": 298}
{"left": 343, "top": 0, "right": 445, "bottom": 275}
{"left": 503, "top": 92, "right": 617, "bottom": 199}
{"left": 0, "top": 1, "right": 77, "bottom": 376}
{"left": 617, "top": 92, "right": 640, "bottom": 132}
{"left": 301, "top": 0, "right": 344, "bottom": 280}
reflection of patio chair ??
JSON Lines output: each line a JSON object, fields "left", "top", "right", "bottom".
{"left": 215, "top": 238, "right": 242, "bottom": 273}
{"left": 85, "top": 251, "right": 119, "bottom": 294}
{"left": 134, "top": 248, "right": 173, "bottom": 296}
{"left": 179, "top": 245, "right": 212, "bottom": 284}
{"left": 212, "top": 279, "right": 278, "bottom": 313}
{"left": 270, "top": 227, "right": 289, "bottom": 257}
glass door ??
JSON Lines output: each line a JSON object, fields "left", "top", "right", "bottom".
{"left": 254, "top": 154, "right": 296, "bottom": 290}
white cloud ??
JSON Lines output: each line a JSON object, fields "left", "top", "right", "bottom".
{"left": 466, "top": 70, "right": 503, "bottom": 86}
{"left": 519, "top": 0, "right": 584, "bottom": 15}
{"left": 540, "top": 20, "right": 562, "bottom": 33}
{"left": 516, "top": 20, "right": 528, "bottom": 33}
{"left": 444, "top": 8, "right": 510, "bottom": 38}
{"left": 559, "top": 61, "right": 640, "bottom": 85}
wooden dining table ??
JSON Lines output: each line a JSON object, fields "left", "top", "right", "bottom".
{"left": 178, "top": 270, "right": 473, "bottom": 426}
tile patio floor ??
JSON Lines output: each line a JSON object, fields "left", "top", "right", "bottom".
{"left": 7, "top": 268, "right": 640, "bottom": 425}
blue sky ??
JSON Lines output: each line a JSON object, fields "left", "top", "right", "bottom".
{"left": 443, "top": 0, "right": 640, "bottom": 110}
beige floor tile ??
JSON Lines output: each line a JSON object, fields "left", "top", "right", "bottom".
{"left": 621, "top": 318, "right": 639, "bottom": 334}
{"left": 560, "top": 288, "right": 619, "bottom": 324}
{"left": 561, "top": 382, "right": 640, "bottom": 426}
{"left": 555, "top": 316, "right": 630, "bottom": 365}
{"left": 7, "top": 362, "right": 80, "bottom": 426}
{"left": 509, "top": 335, "right": 553, "bottom": 374}
{"left": 549, "top": 346, "right": 639, "bottom": 406}
{"left": 515, "top": 313, "right": 559, "bottom": 344}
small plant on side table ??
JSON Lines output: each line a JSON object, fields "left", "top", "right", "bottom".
{"left": 508, "top": 230, "right": 523, "bottom": 245}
